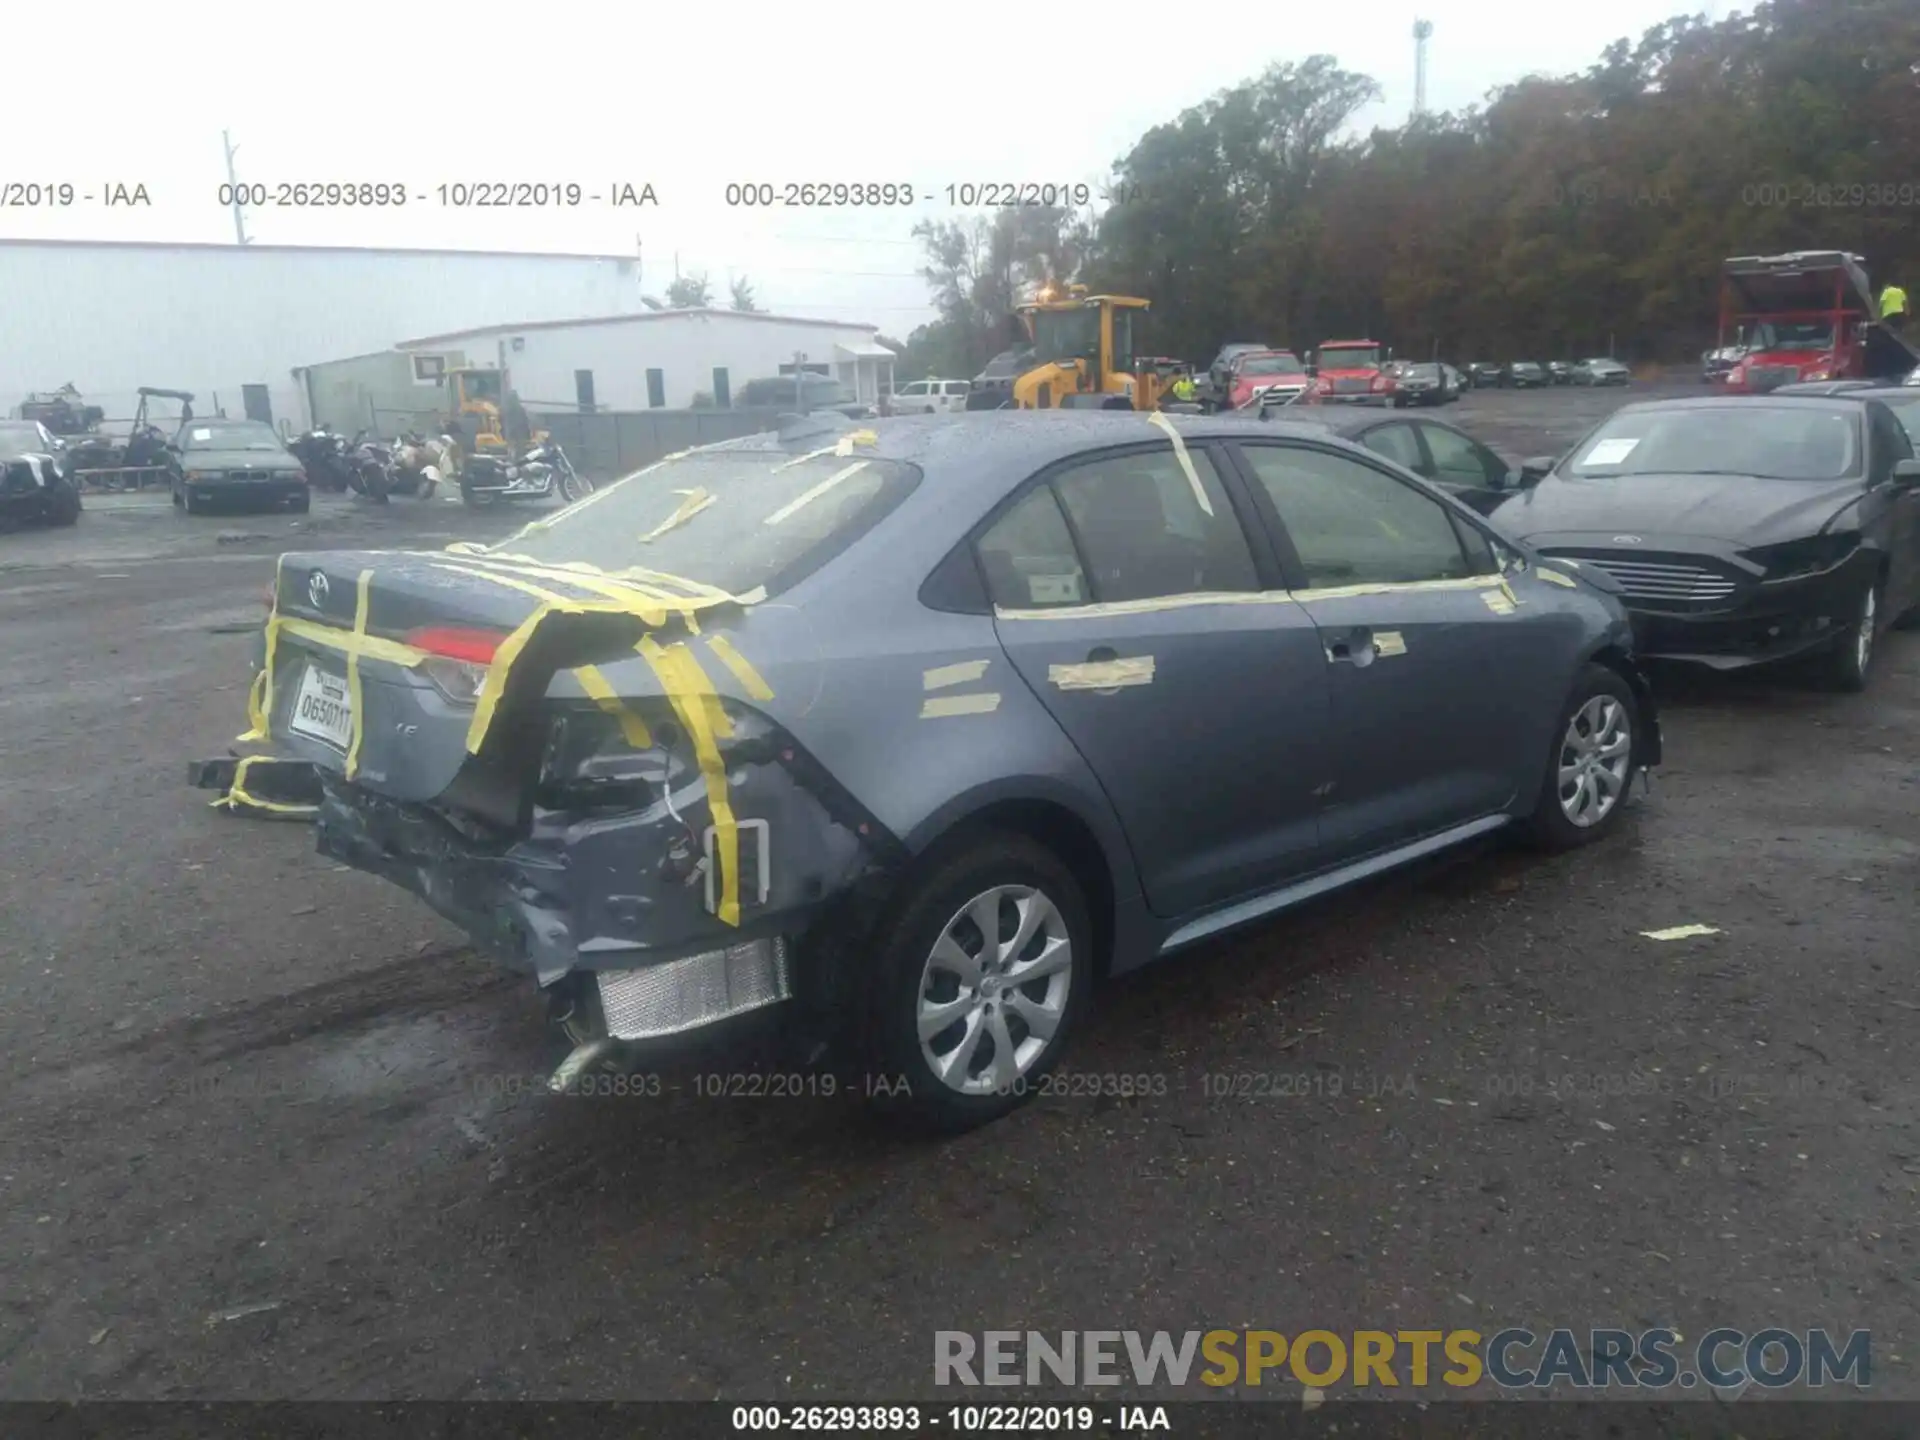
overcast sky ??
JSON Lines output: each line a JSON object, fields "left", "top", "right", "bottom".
{"left": 5, "top": 0, "right": 1713, "bottom": 334}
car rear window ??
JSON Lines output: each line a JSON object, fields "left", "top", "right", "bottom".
{"left": 1567, "top": 407, "right": 1860, "bottom": 481}
{"left": 503, "top": 449, "right": 920, "bottom": 595}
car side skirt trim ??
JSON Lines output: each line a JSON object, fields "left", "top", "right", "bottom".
{"left": 1156, "top": 813, "right": 1514, "bottom": 954}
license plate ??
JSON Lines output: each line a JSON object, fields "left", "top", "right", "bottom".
{"left": 288, "top": 664, "right": 353, "bottom": 750}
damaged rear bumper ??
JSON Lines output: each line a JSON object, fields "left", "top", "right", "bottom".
{"left": 305, "top": 714, "right": 901, "bottom": 1048}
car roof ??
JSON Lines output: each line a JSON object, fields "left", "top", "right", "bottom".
{"left": 684, "top": 411, "right": 1372, "bottom": 503}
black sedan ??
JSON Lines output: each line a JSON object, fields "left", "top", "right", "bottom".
{"left": 1388, "top": 362, "right": 1455, "bottom": 408}
{"left": 1505, "top": 361, "right": 1548, "bottom": 389}
{"left": 0, "top": 421, "right": 82, "bottom": 528}
{"left": 1489, "top": 396, "right": 1920, "bottom": 691}
{"left": 172, "top": 420, "right": 310, "bottom": 515}
{"left": 1467, "top": 361, "right": 1504, "bottom": 388}
{"left": 1258, "top": 406, "right": 1518, "bottom": 515}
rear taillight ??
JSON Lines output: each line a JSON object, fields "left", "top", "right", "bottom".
{"left": 407, "top": 626, "right": 505, "bottom": 663}
{"left": 408, "top": 626, "right": 507, "bottom": 705}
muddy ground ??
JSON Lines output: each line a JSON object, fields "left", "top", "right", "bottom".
{"left": 1, "top": 386, "right": 1915, "bottom": 1403}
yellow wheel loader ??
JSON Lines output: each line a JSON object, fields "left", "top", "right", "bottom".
{"left": 1009, "top": 287, "right": 1171, "bottom": 411}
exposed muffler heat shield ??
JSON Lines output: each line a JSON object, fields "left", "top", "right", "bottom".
{"left": 595, "top": 938, "right": 792, "bottom": 1040}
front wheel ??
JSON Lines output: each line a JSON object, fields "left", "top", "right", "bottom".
{"left": 459, "top": 480, "right": 492, "bottom": 509}
{"left": 862, "top": 831, "right": 1093, "bottom": 1134}
{"left": 557, "top": 469, "right": 591, "bottom": 504}
{"left": 1822, "top": 580, "right": 1879, "bottom": 692}
{"left": 1521, "top": 664, "right": 1640, "bottom": 852}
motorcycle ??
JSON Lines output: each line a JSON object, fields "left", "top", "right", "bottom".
{"left": 389, "top": 431, "right": 454, "bottom": 501}
{"left": 287, "top": 426, "right": 355, "bottom": 493}
{"left": 346, "top": 430, "right": 396, "bottom": 502}
{"left": 459, "top": 438, "right": 591, "bottom": 508}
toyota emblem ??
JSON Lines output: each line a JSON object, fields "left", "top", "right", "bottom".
{"left": 308, "top": 571, "right": 330, "bottom": 607}
{"left": 1612, "top": 535, "right": 1644, "bottom": 545}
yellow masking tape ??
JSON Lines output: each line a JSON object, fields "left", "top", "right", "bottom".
{"left": 213, "top": 756, "right": 318, "bottom": 817}
{"left": 1049, "top": 656, "right": 1155, "bottom": 690}
{"left": 1148, "top": 411, "right": 1214, "bottom": 517}
{"left": 275, "top": 616, "right": 430, "bottom": 668}
{"left": 1483, "top": 591, "right": 1516, "bottom": 615}
{"left": 1499, "top": 578, "right": 1520, "bottom": 607}
{"left": 637, "top": 636, "right": 741, "bottom": 927}
{"left": 923, "top": 659, "right": 990, "bottom": 691}
{"left": 1536, "top": 567, "right": 1578, "bottom": 589}
{"left": 773, "top": 444, "right": 839, "bottom": 472}
{"left": 703, "top": 635, "right": 775, "bottom": 701}
{"left": 238, "top": 555, "right": 288, "bottom": 742}
{"left": 429, "top": 551, "right": 697, "bottom": 622}
{"left": 996, "top": 589, "right": 1298, "bottom": 621}
{"left": 344, "top": 569, "right": 373, "bottom": 781}
{"left": 1374, "top": 631, "right": 1408, "bottom": 657}
{"left": 1296, "top": 575, "right": 1506, "bottom": 603}
{"left": 640, "top": 488, "right": 715, "bottom": 542}
{"left": 434, "top": 560, "right": 675, "bottom": 628}
{"left": 921, "top": 693, "right": 1001, "bottom": 718}
{"left": 465, "top": 606, "right": 553, "bottom": 753}
{"left": 574, "top": 664, "right": 653, "bottom": 748}
{"left": 765, "top": 461, "right": 868, "bottom": 526}
{"left": 835, "top": 428, "right": 879, "bottom": 455}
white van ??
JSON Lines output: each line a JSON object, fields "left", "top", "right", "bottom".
{"left": 891, "top": 378, "right": 972, "bottom": 414}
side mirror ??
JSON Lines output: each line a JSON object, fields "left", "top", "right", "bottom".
{"left": 1516, "top": 456, "right": 1556, "bottom": 487}
{"left": 1892, "top": 458, "right": 1920, "bottom": 488}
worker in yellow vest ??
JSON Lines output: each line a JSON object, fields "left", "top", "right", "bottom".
{"left": 1880, "top": 276, "right": 1908, "bottom": 333}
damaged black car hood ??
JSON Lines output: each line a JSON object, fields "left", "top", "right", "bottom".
{"left": 1492, "top": 471, "right": 1866, "bottom": 546}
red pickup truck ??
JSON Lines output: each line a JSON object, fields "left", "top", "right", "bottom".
{"left": 1719, "top": 251, "right": 1919, "bottom": 393}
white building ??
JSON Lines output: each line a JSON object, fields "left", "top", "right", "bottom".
{"left": 0, "top": 240, "right": 641, "bottom": 433}
{"left": 393, "top": 309, "right": 897, "bottom": 412}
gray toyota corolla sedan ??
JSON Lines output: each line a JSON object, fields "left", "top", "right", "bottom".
{"left": 208, "top": 411, "right": 1661, "bottom": 1131}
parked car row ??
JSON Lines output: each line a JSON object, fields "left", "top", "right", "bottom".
{"left": 1458, "top": 358, "right": 1630, "bottom": 387}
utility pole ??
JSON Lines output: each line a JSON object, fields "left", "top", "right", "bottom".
{"left": 1412, "top": 20, "right": 1433, "bottom": 121}
{"left": 222, "top": 129, "right": 250, "bottom": 245}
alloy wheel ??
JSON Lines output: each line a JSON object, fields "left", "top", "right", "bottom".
{"left": 917, "top": 885, "right": 1073, "bottom": 1096}
{"left": 1855, "top": 585, "right": 1876, "bottom": 676}
{"left": 1557, "top": 695, "right": 1632, "bottom": 828}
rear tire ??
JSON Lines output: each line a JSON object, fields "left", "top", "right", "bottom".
{"left": 49, "top": 485, "right": 81, "bottom": 526}
{"left": 1521, "top": 663, "right": 1641, "bottom": 852}
{"left": 184, "top": 488, "right": 205, "bottom": 516}
{"left": 862, "top": 831, "right": 1093, "bottom": 1134}
{"left": 289, "top": 490, "right": 311, "bottom": 514}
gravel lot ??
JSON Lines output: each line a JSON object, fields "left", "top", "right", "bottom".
{"left": 2, "top": 385, "right": 1915, "bottom": 1404}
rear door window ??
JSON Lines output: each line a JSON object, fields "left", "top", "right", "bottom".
{"left": 1050, "top": 445, "right": 1259, "bottom": 603}
{"left": 1359, "top": 422, "right": 1428, "bottom": 474}
{"left": 1419, "top": 424, "right": 1509, "bottom": 489}
{"left": 1237, "top": 444, "right": 1478, "bottom": 589}
{"left": 977, "top": 486, "right": 1089, "bottom": 609}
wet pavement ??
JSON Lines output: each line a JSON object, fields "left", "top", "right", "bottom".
{"left": 1, "top": 389, "right": 1916, "bottom": 1403}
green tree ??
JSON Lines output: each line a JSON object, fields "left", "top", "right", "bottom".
{"left": 729, "top": 276, "right": 761, "bottom": 312}
{"left": 665, "top": 272, "right": 713, "bottom": 308}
